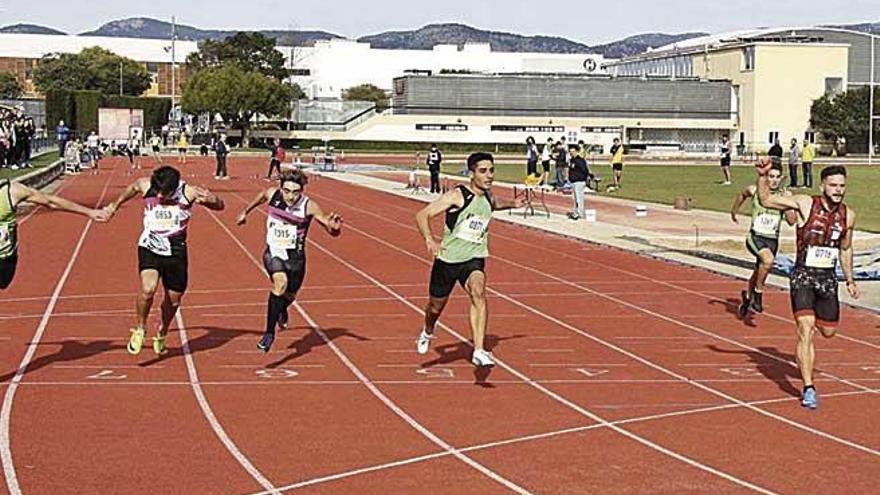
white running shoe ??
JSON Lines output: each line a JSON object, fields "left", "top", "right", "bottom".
{"left": 416, "top": 329, "right": 435, "bottom": 355}
{"left": 471, "top": 348, "right": 495, "bottom": 367}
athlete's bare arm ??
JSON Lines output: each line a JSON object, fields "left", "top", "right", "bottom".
{"left": 186, "top": 184, "right": 224, "bottom": 211}
{"left": 489, "top": 192, "right": 526, "bottom": 211}
{"left": 10, "top": 183, "right": 108, "bottom": 222}
{"left": 307, "top": 200, "right": 343, "bottom": 236}
{"left": 755, "top": 162, "right": 810, "bottom": 224}
{"left": 106, "top": 177, "right": 150, "bottom": 217}
{"left": 236, "top": 188, "right": 273, "bottom": 225}
{"left": 781, "top": 191, "right": 799, "bottom": 226}
{"left": 730, "top": 185, "right": 756, "bottom": 223}
{"left": 415, "top": 188, "right": 464, "bottom": 257}
{"left": 840, "top": 207, "right": 859, "bottom": 299}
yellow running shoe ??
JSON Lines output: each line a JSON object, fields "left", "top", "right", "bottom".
{"left": 152, "top": 334, "right": 167, "bottom": 355}
{"left": 127, "top": 328, "right": 145, "bottom": 355}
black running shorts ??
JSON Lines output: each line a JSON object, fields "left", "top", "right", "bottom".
{"left": 541, "top": 160, "right": 550, "bottom": 173}
{"left": 429, "top": 257, "right": 485, "bottom": 299}
{"left": 0, "top": 253, "right": 17, "bottom": 290}
{"left": 790, "top": 267, "right": 839, "bottom": 326}
{"left": 746, "top": 233, "right": 779, "bottom": 267}
{"left": 262, "top": 248, "right": 306, "bottom": 294}
{"left": 138, "top": 246, "right": 189, "bottom": 293}
{"left": 612, "top": 163, "right": 624, "bottom": 172}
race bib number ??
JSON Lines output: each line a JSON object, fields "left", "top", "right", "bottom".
{"left": 455, "top": 216, "right": 489, "bottom": 244}
{"left": 145, "top": 206, "right": 180, "bottom": 232}
{"left": 805, "top": 246, "right": 839, "bottom": 269}
{"left": 267, "top": 220, "right": 298, "bottom": 250}
{"left": 752, "top": 213, "right": 781, "bottom": 237}
{"left": 138, "top": 230, "right": 172, "bottom": 256}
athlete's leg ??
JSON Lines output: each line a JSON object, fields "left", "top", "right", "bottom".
{"left": 464, "top": 270, "right": 488, "bottom": 351}
{"left": 755, "top": 249, "right": 774, "bottom": 292}
{"left": 136, "top": 270, "right": 160, "bottom": 331}
{"left": 424, "top": 296, "right": 449, "bottom": 334}
{"left": 795, "top": 313, "right": 816, "bottom": 387}
{"left": 158, "top": 289, "right": 184, "bottom": 335}
{"left": 266, "top": 272, "right": 288, "bottom": 332}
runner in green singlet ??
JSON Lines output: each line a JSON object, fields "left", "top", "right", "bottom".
{"left": 0, "top": 179, "right": 108, "bottom": 290}
{"left": 413, "top": 152, "right": 525, "bottom": 367}
{"left": 730, "top": 161, "right": 796, "bottom": 315}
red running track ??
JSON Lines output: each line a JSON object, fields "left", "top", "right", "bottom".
{"left": 0, "top": 156, "right": 878, "bottom": 494}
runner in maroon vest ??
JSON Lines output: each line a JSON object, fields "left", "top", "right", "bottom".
{"left": 754, "top": 159, "right": 859, "bottom": 410}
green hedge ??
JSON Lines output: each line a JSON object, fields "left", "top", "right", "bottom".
{"left": 45, "top": 90, "right": 171, "bottom": 137}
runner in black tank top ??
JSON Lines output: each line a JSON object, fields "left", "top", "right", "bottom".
{"left": 237, "top": 169, "right": 343, "bottom": 352}
{"left": 753, "top": 160, "right": 859, "bottom": 410}
{"left": 106, "top": 165, "right": 225, "bottom": 356}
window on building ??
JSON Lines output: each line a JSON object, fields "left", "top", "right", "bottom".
{"left": 742, "top": 46, "right": 755, "bottom": 71}
{"left": 290, "top": 68, "right": 311, "bottom": 76}
{"left": 739, "top": 132, "right": 746, "bottom": 146}
{"left": 768, "top": 131, "right": 779, "bottom": 144}
{"left": 491, "top": 125, "right": 564, "bottom": 133}
{"left": 804, "top": 131, "right": 816, "bottom": 143}
{"left": 824, "top": 77, "right": 843, "bottom": 95}
{"left": 415, "top": 123, "right": 468, "bottom": 131}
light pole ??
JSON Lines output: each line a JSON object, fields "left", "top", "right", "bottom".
{"left": 119, "top": 62, "right": 123, "bottom": 95}
{"left": 869, "top": 33, "right": 876, "bottom": 165}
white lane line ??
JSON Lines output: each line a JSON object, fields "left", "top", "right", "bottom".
{"left": 177, "top": 311, "right": 279, "bottom": 493}
{"left": 207, "top": 204, "right": 533, "bottom": 495}
{"left": 250, "top": 385, "right": 880, "bottom": 494}
{"left": 1, "top": 168, "right": 115, "bottom": 495}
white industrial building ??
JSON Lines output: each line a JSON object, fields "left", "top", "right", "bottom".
{"left": 284, "top": 38, "right": 609, "bottom": 98}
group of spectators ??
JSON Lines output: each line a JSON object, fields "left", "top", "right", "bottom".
{"left": 0, "top": 107, "right": 37, "bottom": 170}
{"left": 767, "top": 138, "right": 817, "bottom": 189}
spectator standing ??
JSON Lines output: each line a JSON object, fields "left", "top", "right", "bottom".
{"left": 608, "top": 138, "right": 625, "bottom": 191}
{"left": 525, "top": 137, "right": 538, "bottom": 178}
{"left": 86, "top": 131, "right": 100, "bottom": 170}
{"left": 540, "top": 137, "right": 553, "bottom": 185}
{"left": 266, "top": 138, "right": 283, "bottom": 179}
{"left": 56, "top": 120, "right": 70, "bottom": 158}
{"left": 719, "top": 135, "right": 732, "bottom": 185}
{"left": 214, "top": 135, "right": 229, "bottom": 180}
{"left": 176, "top": 133, "right": 188, "bottom": 164}
{"left": 426, "top": 144, "right": 443, "bottom": 193}
{"left": 567, "top": 144, "right": 590, "bottom": 220}
{"left": 553, "top": 140, "right": 567, "bottom": 188}
{"left": 788, "top": 138, "right": 800, "bottom": 188}
{"left": 801, "top": 139, "right": 815, "bottom": 189}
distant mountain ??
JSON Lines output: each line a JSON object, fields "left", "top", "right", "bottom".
{"left": 826, "top": 21, "right": 880, "bottom": 35}
{"left": 358, "top": 23, "right": 595, "bottom": 54}
{"left": 591, "top": 32, "right": 708, "bottom": 58}
{"left": 0, "top": 23, "right": 66, "bottom": 35}
{"left": 80, "top": 17, "right": 343, "bottom": 46}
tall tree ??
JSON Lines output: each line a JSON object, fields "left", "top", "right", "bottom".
{"left": 33, "top": 47, "right": 151, "bottom": 95}
{"left": 342, "top": 84, "right": 389, "bottom": 112}
{"left": 811, "top": 87, "right": 880, "bottom": 153}
{"left": 181, "top": 64, "right": 296, "bottom": 146}
{"left": 186, "top": 32, "right": 289, "bottom": 81}
{"left": 0, "top": 72, "right": 23, "bottom": 98}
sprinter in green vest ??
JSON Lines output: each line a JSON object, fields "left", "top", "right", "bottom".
{"left": 730, "top": 161, "right": 797, "bottom": 316}
{"left": 414, "top": 152, "right": 525, "bottom": 367}
{"left": 0, "top": 179, "right": 109, "bottom": 290}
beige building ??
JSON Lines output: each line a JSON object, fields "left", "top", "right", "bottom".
{"left": 605, "top": 27, "right": 879, "bottom": 153}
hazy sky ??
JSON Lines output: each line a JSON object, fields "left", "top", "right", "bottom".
{"left": 4, "top": 0, "right": 877, "bottom": 44}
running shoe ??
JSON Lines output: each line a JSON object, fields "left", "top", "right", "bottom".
{"left": 152, "top": 334, "right": 167, "bottom": 355}
{"left": 750, "top": 291, "right": 764, "bottom": 313}
{"left": 471, "top": 348, "right": 495, "bottom": 367}
{"left": 801, "top": 387, "right": 818, "bottom": 409}
{"left": 738, "top": 290, "right": 750, "bottom": 318}
{"left": 416, "top": 329, "right": 435, "bottom": 355}
{"left": 257, "top": 332, "right": 276, "bottom": 353}
{"left": 127, "top": 328, "right": 145, "bottom": 355}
